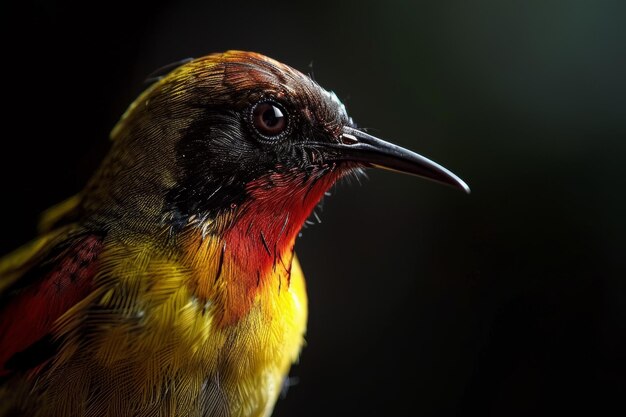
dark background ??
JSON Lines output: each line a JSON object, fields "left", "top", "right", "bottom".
{"left": 2, "top": 0, "right": 625, "bottom": 415}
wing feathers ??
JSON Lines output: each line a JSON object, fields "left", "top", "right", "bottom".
{"left": 0, "top": 232, "right": 104, "bottom": 376}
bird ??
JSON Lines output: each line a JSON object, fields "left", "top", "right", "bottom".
{"left": 0, "top": 50, "right": 469, "bottom": 417}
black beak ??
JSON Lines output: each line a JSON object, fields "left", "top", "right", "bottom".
{"left": 331, "top": 127, "right": 470, "bottom": 193}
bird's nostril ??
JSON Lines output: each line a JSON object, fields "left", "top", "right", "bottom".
{"left": 340, "top": 133, "right": 359, "bottom": 145}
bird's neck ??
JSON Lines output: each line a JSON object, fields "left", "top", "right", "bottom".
{"left": 181, "top": 170, "right": 339, "bottom": 325}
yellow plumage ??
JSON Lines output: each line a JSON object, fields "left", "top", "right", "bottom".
{"left": 2, "top": 219, "right": 307, "bottom": 417}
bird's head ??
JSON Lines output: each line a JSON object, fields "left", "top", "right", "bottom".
{"left": 87, "top": 50, "right": 468, "bottom": 258}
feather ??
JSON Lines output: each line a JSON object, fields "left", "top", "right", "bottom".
{"left": 0, "top": 230, "right": 104, "bottom": 376}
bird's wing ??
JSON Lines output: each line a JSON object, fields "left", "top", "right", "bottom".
{"left": 0, "top": 227, "right": 104, "bottom": 377}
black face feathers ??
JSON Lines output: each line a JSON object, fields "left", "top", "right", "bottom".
{"left": 156, "top": 52, "right": 356, "bottom": 224}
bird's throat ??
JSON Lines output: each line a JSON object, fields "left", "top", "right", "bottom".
{"left": 183, "top": 169, "right": 340, "bottom": 325}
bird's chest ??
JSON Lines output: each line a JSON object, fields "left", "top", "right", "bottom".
{"left": 31, "top": 250, "right": 308, "bottom": 417}
{"left": 163, "top": 261, "right": 309, "bottom": 417}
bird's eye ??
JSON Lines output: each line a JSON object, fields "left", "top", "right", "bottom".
{"left": 251, "top": 101, "right": 289, "bottom": 139}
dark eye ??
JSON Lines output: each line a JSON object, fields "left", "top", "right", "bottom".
{"left": 251, "top": 101, "right": 289, "bottom": 139}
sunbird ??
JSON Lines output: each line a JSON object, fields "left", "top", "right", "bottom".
{"left": 0, "top": 51, "right": 468, "bottom": 417}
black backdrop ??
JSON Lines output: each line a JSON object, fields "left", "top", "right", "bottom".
{"left": 2, "top": 1, "right": 625, "bottom": 415}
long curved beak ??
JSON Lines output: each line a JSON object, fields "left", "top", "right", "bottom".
{"left": 333, "top": 127, "right": 470, "bottom": 193}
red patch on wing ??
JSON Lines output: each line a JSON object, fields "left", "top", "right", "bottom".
{"left": 0, "top": 234, "right": 103, "bottom": 376}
